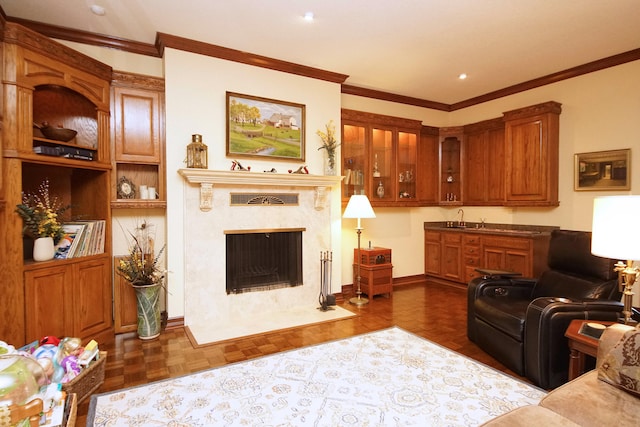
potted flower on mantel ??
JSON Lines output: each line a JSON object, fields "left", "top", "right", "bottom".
{"left": 16, "top": 179, "right": 68, "bottom": 262}
{"left": 317, "top": 120, "right": 340, "bottom": 176}
{"left": 116, "top": 220, "right": 166, "bottom": 340}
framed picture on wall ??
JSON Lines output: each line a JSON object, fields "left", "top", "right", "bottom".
{"left": 574, "top": 149, "right": 631, "bottom": 191}
{"left": 226, "top": 92, "right": 305, "bottom": 161}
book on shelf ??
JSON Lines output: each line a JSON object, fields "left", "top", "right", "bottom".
{"left": 55, "top": 223, "right": 86, "bottom": 259}
{"left": 57, "top": 220, "right": 106, "bottom": 258}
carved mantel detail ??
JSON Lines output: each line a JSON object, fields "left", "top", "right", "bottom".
{"left": 178, "top": 169, "right": 342, "bottom": 211}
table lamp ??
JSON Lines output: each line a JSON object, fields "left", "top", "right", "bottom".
{"left": 343, "top": 194, "right": 376, "bottom": 306}
{"left": 591, "top": 195, "right": 640, "bottom": 324}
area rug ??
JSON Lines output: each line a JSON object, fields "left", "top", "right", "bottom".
{"left": 88, "top": 327, "right": 545, "bottom": 426}
{"left": 187, "top": 305, "right": 357, "bottom": 346}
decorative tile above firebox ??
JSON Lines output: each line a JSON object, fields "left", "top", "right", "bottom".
{"left": 230, "top": 193, "right": 299, "bottom": 206}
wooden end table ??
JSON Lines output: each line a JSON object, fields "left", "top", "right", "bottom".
{"left": 564, "top": 319, "right": 615, "bottom": 380}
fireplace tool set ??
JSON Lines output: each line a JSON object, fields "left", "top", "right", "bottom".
{"left": 318, "top": 251, "right": 335, "bottom": 311}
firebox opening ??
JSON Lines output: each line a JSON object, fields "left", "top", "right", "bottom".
{"left": 225, "top": 229, "right": 303, "bottom": 294}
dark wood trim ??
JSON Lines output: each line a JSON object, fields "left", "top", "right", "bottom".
{"left": 6, "top": 14, "right": 640, "bottom": 111}
{"left": 156, "top": 32, "right": 349, "bottom": 84}
{"left": 112, "top": 70, "right": 165, "bottom": 91}
{"left": 341, "top": 108, "right": 423, "bottom": 129}
{"left": 393, "top": 274, "right": 428, "bottom": 287}
{"left": 8, "top": 17, "right": 160, "bottom": 57}
{"left": 451, "top": 49, "right": 640, "bottom": 111}
{"left": 165, "top": 316, "right": 185, "bottom": 330}
{"left": 341, "top": 84, "right": 451, "bottom": 112}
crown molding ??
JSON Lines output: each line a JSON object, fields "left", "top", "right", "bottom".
{"left": 7, "top": 15, "right": 640, "bottom": 111}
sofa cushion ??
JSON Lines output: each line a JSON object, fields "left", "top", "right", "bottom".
{"left": 598, "top": 326, "right": 640, "bottom": 397}
{"left": 480, "top": 405, "right": 580, "bottom": 426}
{"left": 541, "top": 371, "right": 639, "bottom": 426}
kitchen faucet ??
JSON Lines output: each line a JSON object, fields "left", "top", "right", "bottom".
{"left": 457, "top": 209, "right": 465, "bottom": 227}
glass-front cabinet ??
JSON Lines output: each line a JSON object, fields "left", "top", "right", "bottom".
{"left": 341, "top": 109, "right": 422, "bottom": 206}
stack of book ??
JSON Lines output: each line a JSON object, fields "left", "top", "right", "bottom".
{"left": 54, "top": 220, "right": 106, "bottom": 259}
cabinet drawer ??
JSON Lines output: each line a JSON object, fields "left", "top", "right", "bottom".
{"left": 465, "top": 256, "right": 480, "bottom": 267}
{"left": 425, "top": 231, "right": 441, "bottom": 242}
{"left": 443, "top": 232, "right": 462, "bottom": 243}
{"left": 464, "top": 245, "right": 480, "bottom": 256}
{"left": 466, "top": 266, "right": 481, "bottom": 282}
{"left": 482, "top": 236, "right": 531, "bottom": 251}
{"left": 464, "top": 234, "right": 481, "bottom": 245}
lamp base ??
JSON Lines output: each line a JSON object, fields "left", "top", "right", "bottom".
{"left": 349, "top": 295, "right": 369, "bottom": 306}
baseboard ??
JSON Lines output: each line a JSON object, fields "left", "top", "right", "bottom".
{"left": 340, "top": 274, "right": 429, "bottom": 295}
{"left": 165, "top": 316, "right": 185, "bottom": 330}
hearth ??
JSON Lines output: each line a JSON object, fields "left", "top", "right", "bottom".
{"left": 225, "top": 228, "right": 303, "bottom": 294}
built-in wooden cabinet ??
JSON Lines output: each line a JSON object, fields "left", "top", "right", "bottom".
{"left": 111, "top": 71, "right": 166, "bottom": 209}
{"left": 463, "top": 118, "right": 505, "bottom": 205}
{"left": 341, "top": 109, "right": 422, "bottom": 206}
{"left": 424, "top": 227, "right": 551, "bottom": 284}
{"left": 504, "top": 101, "right": 561, "bottom": 206}
{"left": 0, "top": 22, "right": 114, "bottom": 346}
{"left": 439, "top": 127, "right": 463, "bottom": 205}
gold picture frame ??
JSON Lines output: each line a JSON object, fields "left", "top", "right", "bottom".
{"left": 226, "top": 92, "right": 305, "bottom": 162}
{"left": 574, "top": 149, "right": 630, "bottom": 191}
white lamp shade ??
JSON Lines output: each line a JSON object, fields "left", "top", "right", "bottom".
{"left": 591, "top": 195, "right": 640, "bottom": 261}
{"left": 343, "top": 195, "right": 376, "bottom": 219}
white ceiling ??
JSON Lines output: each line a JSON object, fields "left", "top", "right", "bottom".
{"left": 2, "top": 0, "right": 639, "bottom": 104}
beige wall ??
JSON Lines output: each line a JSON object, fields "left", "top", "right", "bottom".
{"left": 57, "top": 40, "right": 640, "bottom": 315}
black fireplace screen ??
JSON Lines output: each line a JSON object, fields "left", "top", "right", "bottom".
{"left": 225, "top": 230, "right": 303, "bottom": 294}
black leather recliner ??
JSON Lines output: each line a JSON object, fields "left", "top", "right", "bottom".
{"left": 467, "top": 229, "right": 623, "bottom": 389}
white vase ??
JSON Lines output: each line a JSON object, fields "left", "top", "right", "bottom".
{"left": 33, "top": 237, "right": 55, "bottom": 262}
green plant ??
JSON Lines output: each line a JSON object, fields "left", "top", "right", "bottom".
{"left": 15, "top": 179, "right": 68, "bottom": 244}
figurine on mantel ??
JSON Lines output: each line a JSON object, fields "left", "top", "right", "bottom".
{"left": 289, "top": 166, "right": 309, "bottom": 174}
{"left": 231, "top": 160, "right": 250, "bottom": 171}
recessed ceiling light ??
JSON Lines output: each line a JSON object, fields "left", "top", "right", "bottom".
{"left": 90, "top": 5, "right": 106, "bottom": 16}
{"left": 458, "top": 73, "right": 468, "bottom": 80}
{"left": 303, "top": 12, "right": 314, "bottom": 21}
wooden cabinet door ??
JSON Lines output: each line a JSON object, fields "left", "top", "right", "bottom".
{"left": 113, "top": 86, "right": 162, "bottom": 163}
{"left": 113, "top": 256, "right": 138, "bottom": 333}
{"left": 424, "top": 231, "right": 441, "bottom": 276}
{"left": 504, "top": 102, "right": 560, "bottom": 206}
{"left": 482, "top": 236, "right": 533, "bottom": 276}
{"left": 417, "top": 126, "right": 439, "bottom": 205}
{"left": 441, "top": 233, "right": 463, "bottom": 282}
{"left": 25, "top": 265, "right": 72, "bottom": 343}
{"left": 73, "top": 257, "right": 113, "bottom": 340}
{"left": 463, "top": 118, "right": 505, "bottom": 205}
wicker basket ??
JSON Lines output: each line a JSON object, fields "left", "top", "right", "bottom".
{"left": 65, "top": 393, "right": 77, "bottom": 427}
{"left": 61, "top": 351, "right": 106, "bottom": 404}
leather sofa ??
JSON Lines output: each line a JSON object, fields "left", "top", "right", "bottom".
{"left": 481, "top": 323, "right": 640, "bottom": 426}
{"left": 467, "top": 229, "right": 623, "bottom": 389}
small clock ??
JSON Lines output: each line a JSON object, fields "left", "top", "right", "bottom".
{"left": 117, "top": 176, "right": 136, "bottom": 199}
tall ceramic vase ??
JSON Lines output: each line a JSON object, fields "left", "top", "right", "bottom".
{"left": 133, "top": 283, "right": 162, "bottom": 340}
{"left": 33, "top": 237, "right": 55, "bottom": 262}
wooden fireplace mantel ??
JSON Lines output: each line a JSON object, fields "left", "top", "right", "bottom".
{"left": 178, "top": 169, "right": 343, "bottom": 211}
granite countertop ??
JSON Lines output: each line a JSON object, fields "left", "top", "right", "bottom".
{"left": 423, "top": 221, "right": 558, "bottom": 236}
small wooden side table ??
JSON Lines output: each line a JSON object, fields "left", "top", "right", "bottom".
{"left": 565, "top": 319, "right": 615, "bottom": 380}
{"left": 354, "top": 247, "right": 393, "bottom": 298}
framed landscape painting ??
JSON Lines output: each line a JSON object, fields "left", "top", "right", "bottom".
{"left": 574, "top": 149, "right": 631, "bottom": 191}
{"left": 226, "top": 92, "right": 305, "bottom": 161}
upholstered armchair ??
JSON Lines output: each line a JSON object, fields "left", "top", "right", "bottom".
{"left": 467, "top": 229, "right": 623, "bottom": 389}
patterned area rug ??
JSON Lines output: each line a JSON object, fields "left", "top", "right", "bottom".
{"left": 88, "top": 327, "right": 545, "bottom": 426}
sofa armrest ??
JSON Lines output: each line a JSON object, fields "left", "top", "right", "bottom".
{"left": 467, "top": 276, "right": 536, "bottom": 342}
{"left": 524, "top": 298, "right": 623, "bottom": 389}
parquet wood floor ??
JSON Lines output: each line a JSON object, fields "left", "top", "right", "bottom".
{"left": 76, "top": 281, "right": 524, "bottom": 425}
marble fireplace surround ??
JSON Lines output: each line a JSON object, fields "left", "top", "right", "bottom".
{"left": 178, "top": 170, "right": 343, "bottom": 343}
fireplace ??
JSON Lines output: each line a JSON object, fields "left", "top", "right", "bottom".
{"left": 177, "top": 169, "right": 343, "bottom": 342}
{"left": 225, "top": 229, "right": 303, "bottom": 294}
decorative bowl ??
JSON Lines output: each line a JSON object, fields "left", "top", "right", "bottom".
{"left": 40, "top": 126, "right": 77, "bottom": 142}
